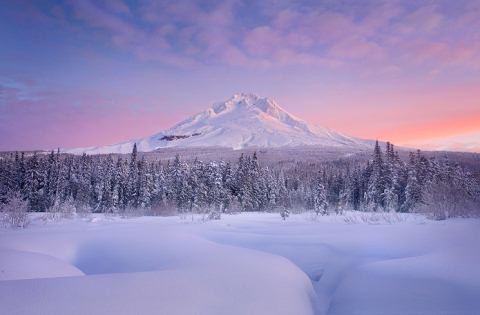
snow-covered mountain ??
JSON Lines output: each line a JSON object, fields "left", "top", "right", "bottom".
{"left": 67, "top": 93, "right": 371, "bottom": 154}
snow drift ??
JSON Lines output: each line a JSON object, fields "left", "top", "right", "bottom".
{"left": 1, "top": 213, "right": 480, "bottom": 315}
{"left": 0, "top": 217, "right": 315, "bottom": 315}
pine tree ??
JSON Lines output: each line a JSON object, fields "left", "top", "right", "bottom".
{"left": 74, "top": 153, "right": 91, "bottom": 208}
{"left": 264, "top": 169, "right": 279, "bottom": 210}
{"left": 249, "top": 152, "right": 266, "bottom": 210}
{"left": 277, "top": 170, "right": 288, "bottom": 209}
{"left": 313, "top": 179, "right": 328, "bottom": 216}
{"left": 126, "top": 144, "right": 139, "bottom": 208}
{"left": 169, "top": 155, "right": 189, "bottom": 211}
{"left": 99, "top": 156, "right": 114, "bottom": 212}
{"left": 137, "top": 157, "right": 152, "bottom": 209}
{"left": 206, "top": 162, "right": 225, "bottom": 211}
{"left": 23, "top": 153, "right": 46, "bottom": 211}
{"left": 221, "top": 162, "right": 237, "bottom": 211}
{"left": 14, "top": 152, "right": 26, "bottom": 192}
{"left": 403, "top": 152, "right": 422, "bottom": 212}
{"left": 368, "top": 140, "right": 386, "bottom": 211}
{"left": 350, "top": 168, "right": 362, "bottom": 210}
{"left": 44, "top": 150, "right": 58, "bottom": 210}
{"left": 151, "top": 161, "right": 167, "bottom": 209}
{"left": 236, "top": 154, "right": 255, "bottom": 211}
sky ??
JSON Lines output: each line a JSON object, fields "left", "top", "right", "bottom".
{"left": 1, "top": 0, "right": 479, "bottom": 152}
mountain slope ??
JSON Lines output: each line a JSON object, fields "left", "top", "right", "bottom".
{"left": 67, "top": 93, "right": 371, "bottom": 154}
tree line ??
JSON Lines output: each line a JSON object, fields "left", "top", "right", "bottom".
{"left": 0, "top": 142, "right": 478, "bottom": 219}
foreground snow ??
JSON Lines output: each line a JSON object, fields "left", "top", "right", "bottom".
{"left": 1, "top": 212, "right": 479, "bottom": 315}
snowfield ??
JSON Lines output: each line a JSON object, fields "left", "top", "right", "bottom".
{"left": 1, "top": 212, "right": 479, "bottom": 315}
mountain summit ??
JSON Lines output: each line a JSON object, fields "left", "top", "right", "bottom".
{"left": 67, "top": 93, "right": 371, "bottom": 154}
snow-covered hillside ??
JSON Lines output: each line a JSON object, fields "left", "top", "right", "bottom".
{"left": 67, "top": 93, "right": 371, "bottom": 154}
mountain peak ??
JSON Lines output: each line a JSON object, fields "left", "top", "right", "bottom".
{"left": 211, "top": 93, "right": 284, "bottom": 118}
{"left": 67, "top": 94, "right": 372, "bottom": 154}
{"left": 231, "top": 92, "right": 261, "bottom": 102}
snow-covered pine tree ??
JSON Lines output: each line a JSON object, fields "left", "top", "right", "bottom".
{"left": 349, "top": 167, "right": 363, "bottom": 210}
{"left": 150, "top": 161, "right": 167, "bottom": 210}
{"left": 44, "top": 150, "right": 59, "bottom": 210}
{"left": 207, "top": 162, "right": 226, "bottom": 211}
{"left": 236, "top": 154, "right": 255, "bottom": 211}
{"left": 264, "top": 168, "right": 279, "bottom": 210}
{"left": 402, "top": 152, "right": 422, "bottom": 212}
{"left": 137, "top": 157, "right": 153, "bottom": 209}
{"left": 169, "top": 155, "right": 190, "bottom": 212}
{"left": 110, "top": 157, "right": 125, "bottom": 211}
{"left": 220, "top": 161, "right": 237, "bottom": 212}
{"left": 368, "top": 140, "right": 386, "bottom": 211}
{"left": 313, "top": 178, "right": 328, "bottom": 216}
{"left": 125, "top": 144, "right": 139, "bottom": 209}
{"left": 14, "top": 152, "right": 26, "bottom": 193}
{"left": 73, "top": 153, "right": 92, "bottom": 208}
{"left": 277, "top": 170, "right": 288, "bottom": 209}
{"left": 23, "top": 153, "right": 46, "bottom": 211}
{"left": 99, "top": 155, "right": 114, "bottom": 212}
{"left": 188, "top": 159, "right": 206, "bottom": 212}
{"left": 249, "top": 152, "right": 267, "bottom": 210}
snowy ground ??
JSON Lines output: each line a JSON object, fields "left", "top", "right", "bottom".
{"left": 1, "top": 212, "right": 479, "bottom": 315}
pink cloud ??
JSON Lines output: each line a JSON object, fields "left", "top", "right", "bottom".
{"left": 34, "top": 0, "right": 474, "bottom": 72}
{"left": 328, "top": 36, "right": 385, "bottom": 60}
{"left": 243, "top": 26, "right": 282, "bottom": 56}
{"left": 68, "top": 0, "right": 141, "bottom": 47}
{"left": 394, "top": 5, "right": 443, "bottom": 35}
{"left": 102, "top": 0, "right": 131, "bottom": 15}
{"left": 402, "top": 40, "right": 480, "bottom": 68}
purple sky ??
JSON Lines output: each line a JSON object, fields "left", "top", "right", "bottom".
{"left": 1, "top": 0, "right": 480, "bottom": 152}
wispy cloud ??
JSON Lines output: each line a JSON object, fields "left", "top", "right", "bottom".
{"left": 16, "top": 0, "right": 476, "bottom": 71}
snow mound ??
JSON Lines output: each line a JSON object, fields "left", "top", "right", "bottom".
{"left": 0, "top": 220, "right": 315, "bottom": 315}
{"left": 0, "top": 248, "right": 84, "bottom": 281}
{"left": 67, "top": 93, "right": 371, "bottom": 154}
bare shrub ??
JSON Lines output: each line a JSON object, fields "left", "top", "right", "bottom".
{"left": 343, "top": 211, "right": 407, "bottom": 225}
{"left": 1, "top": 194, "right": 29, "bottom": 228}
{"left": 120, "top": 207, "right": 147, "bottom": 218}
{"left": 197, "top": 206, "right": 222, "bottom": 222}
{"left": 149, "top": 200, "right": 178, "bottom": 216}
{"left": 75, "top": 203, "right": 92, "bottom": 218}
{"left": 45, "top": 198, "right": 92, "bottom": 221}
{"left": 50, "top": 200, "right": 74, "bottom": 220}
{"left": 206, "top": 208, "right": 221, "bottom": 221}
{"left": 280, "top": 207, "right": 290, "bottom": 220}
{"left": 418, "top": 181, "right": 480, "bottom": 220}
{"left": 223, "top": 199, "right": 242, "bottom": 214}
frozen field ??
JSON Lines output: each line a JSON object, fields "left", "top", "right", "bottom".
{"left": 1, "top": 212, "right": 479, "bottom": 315}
